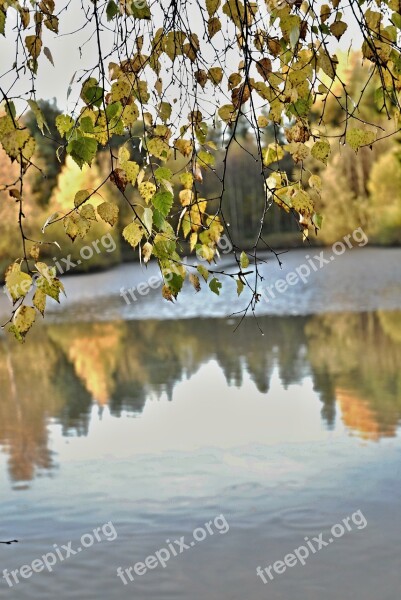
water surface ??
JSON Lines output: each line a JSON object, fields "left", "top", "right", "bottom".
{"left": 1, "top": 248, "right": 401, "bottom": 600}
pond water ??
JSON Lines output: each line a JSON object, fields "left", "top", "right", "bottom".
{"left": 1, "top": 247, "right": 401, "bottom": 600}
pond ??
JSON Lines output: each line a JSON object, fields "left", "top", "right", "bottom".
{"left": 1, "top": 247, "right": 401, "bottom": 600}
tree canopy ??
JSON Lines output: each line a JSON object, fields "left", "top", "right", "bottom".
{"left": 0, "top": 0, "right": 400, "bottom": 340}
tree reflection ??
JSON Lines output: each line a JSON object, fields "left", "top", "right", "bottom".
{"left": 0, "top": 310, "right": 400, "bottom": 484}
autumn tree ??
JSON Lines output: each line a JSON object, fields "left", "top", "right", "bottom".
{"left": 0, "top": 0, "right": 400, "bottom": 339}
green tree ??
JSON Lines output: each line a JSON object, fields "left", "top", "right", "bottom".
{"left": 368, "top": 144, "right": 401, "bottom": 243}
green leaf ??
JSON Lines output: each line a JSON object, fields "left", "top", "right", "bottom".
{"left": 80, "top": 116, "right": 94, "bottom": 133}
{"left": 153, "top": 233, "right": 176, "bottom": 259}
{"left": 152, "top": 208, "right": 165, "bottom": 230}
{"left": 131, "top": 0, "right": 151, "bottom": 19}
{"left": 152, "top": 191, "right": 173, "bottom": 218}
{"left": 165, "top": 273, "right": 184, "bottom": 295}
{"left": 81, "top": 80, "right": 103, "bottom": 106}
{"left": 67, "top": 136, "right": 98, "bottom": 168}
{"left": 106, "top": 101, "right": 122, "bottom": 121}
{"left": 236, "top": 278, "right": 244, "bottom": 296}
{"left": 209, "top": 277, "right": 222, "bottom": 295}
{"left": 106, "top": 0, "right": 119, "bottom": 21}
{"left": 155, "top": 167, "right": 172, "bottom": 182}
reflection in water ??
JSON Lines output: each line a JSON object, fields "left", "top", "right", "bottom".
{"left": 0, "top": 311, "right": 401, "bottom": 484}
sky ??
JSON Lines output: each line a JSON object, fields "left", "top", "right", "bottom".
{"left": 0, "top": 1, "right": 367, "bottom": 117}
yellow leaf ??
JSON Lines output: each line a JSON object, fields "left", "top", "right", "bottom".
{"left": 346, "top": 128, "right": 376, "bottom": 152}
{"left": 208, "top": 17, "right": 221, "bottom": 38}
{"left": 262, "top": 143, "right": 284, "bottom": 167}
{"left": 97, "top": 202, "right": 119, "bottom": 226}
{"left": 174, "top": 138, "right": 193, "bottom": 157}
{"left": 284, "top": 142, "right": 310, "bottom": 163}
{"left": 206, "top": 0, "right": 221, "bottom": 16}
{"left": 218, "top": 104, "right": 236, "bottom": 124}
{"left": 122, "top": 102, "right": 139, "bottom": 127}
{"left": 180, "top": 172, "right": 193, "bottom": 189}
{"left": 189, "top": 273, "right": 201, "bottom": 292}
{"left": 291, "top": 189, "right": 314, "bottom": 215}
{"left": 1, "top": 129, "right": 33, "bottom": 160}
{"left": 179, "top": 189, "right": 193, "bottom": 206}
{"left": 123, "top": 160, "right": 140, "bottom": 184}
{"left": 139, "top": 181, "right": 157, "bottom": 204}
{"left": 330, "top": 21, "right": 348, "bottom": 40}
{"left": 74, "top": 189, "right": 90, "bottom": 208}
{"left": 110, "top": 79, "right": 131, "bottom": 101}
{"left": 311, "top": 140, "right": 331, "bottom": 165}
{"left": 208, "top": 67, "right": 223, "bottom": 85}
{"left": 258, "top": 115, "right": 269, "bottom": 128}
{"left": 142, "top": 241, "right": 153, "bottom": 263}
{"left": 240, "top": 251, "right": 249, "bottom": 269}
{"left": 5, "top": 263, "right": 32, "bottom": 303}
{"left": 309, "top": 174, "right": 322, "bottom": 192}
{"left": 13, "top": 305, "right": 36, "bottom": 338}
{"left": 30, "top": 244, "right": 40, "bottom": 261}
{"left": 33, "top": 289, "right": 46, "bottom": 316}
{"left": 190, "top": 232, "right": 198, "bottom": 251}
{"left": 118, "top": 144, "right": 130, "bottom": 163}
{"left": 122, "top": 221, "right": 144, "bottom": 248}
{"left": 63, "top": 212, "right": 91, "bottom": 241}
{"left": 25, "top": 35, "right": 42, "bottom": 59}
{"left": 197, "top": 264, "right": 209, "bottom": 282}
{"left": 35, "top": 262, "right": 55, "bottom": 284}
{"left": 80, "top": 204, "right": 97, "bottom": 221}
{"left": 147, "top": 137, "right": 170, "bottom": 160}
